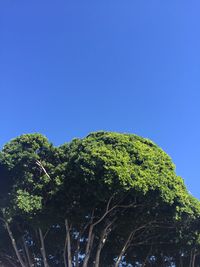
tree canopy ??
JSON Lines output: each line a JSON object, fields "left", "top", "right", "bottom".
{"left": 0, "top": 131, "right": 200, "bottom": 267}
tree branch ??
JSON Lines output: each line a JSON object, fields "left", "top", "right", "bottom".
{"left": 93, "top": 202, "right": 137, "bottom": 227}
{"left": 63, "top": 219, "right": 72, "bottom": 267}
{"left": 22, "top": 235, "right": 34, "bottom": 267}
{"left": 4, "top": 220, "right": 26, "bottom": 267}
{"left": 82, "top": 223, "right": 94, "bottom": 267}
{"left": 36, "top": 160, "right": 51, "bottom": 179}
{"left": 114, "top": 230, "right": 134, "bottom": 267}
{"left": 38, "top": 227, "right": 49, "bottom": 267}
{"left": 94, "top": 220, "right": 114, "bottom": 267}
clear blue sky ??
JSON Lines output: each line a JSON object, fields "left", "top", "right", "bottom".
{"left": 1, "top": 1, "right": 200, "bottom": 197}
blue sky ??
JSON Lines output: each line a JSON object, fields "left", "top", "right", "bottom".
{"left": 1, "top": 1, "right": 200, "bottom": 197}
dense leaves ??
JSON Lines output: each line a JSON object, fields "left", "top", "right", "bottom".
{"left": 0, "top": 131, "right": 200, "bottom": 267}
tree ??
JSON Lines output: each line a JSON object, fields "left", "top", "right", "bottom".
{"left": 0, "top": 131, "right": 200, "bottom": 266}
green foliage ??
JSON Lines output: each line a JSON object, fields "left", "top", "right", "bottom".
{"left": 0, "top": 131, "right": 200, "bottom": 266}
{"left": 1, "top": 131, "right": 199, "bottom": 222}
{"left": 61, "top": 132, "right": 193, "bottom": 208}
{"left": 0, "top": 133, "right": 63, "bottom": 217}
{"left": 16, "top": 189, "right": 42, "bottom": 213}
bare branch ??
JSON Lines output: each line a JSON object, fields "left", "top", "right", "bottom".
{"left": 114, "top": 221, "right": 158, "bottom": 267}
{"left": 93, "top": 202, "right": 137, "bottom": 227}
{"left": 43, "top": 227, "right": 51, "bottom": 240}
{"left": 36, "top": 160, "right": 51, "bottom": 179}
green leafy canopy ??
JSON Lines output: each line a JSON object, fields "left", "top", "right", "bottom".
{"left": 0, "top": 131, "right": 199, "bottom": 217}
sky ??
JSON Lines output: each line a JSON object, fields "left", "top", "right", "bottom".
{"left": 0, "top": 1, "right": 200, "bottom": 198}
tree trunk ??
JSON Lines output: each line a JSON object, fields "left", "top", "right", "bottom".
{"left": 94, "top": 228, "right": 107, "bottom": 267}
{"left": 94, "top": 222, "right": 113, "bottom": 267}
{"left": 5, "top": 221, "right": 26, "bottom": 267}
{"left": 63, "top": 237, "right": 67, "bottom": 267}
{"left": 191, "top": 250, "right": 196, "bottom": 267}
{"left": 82, "top": 224, "right": 94, "bottom": 267}
{"left": 22, "top": 236, "right": 34, "bottom": 267}
{"left": 114, "top": 231, "right": 134, "bottom": 267}
{"left": 38, "top": 228, "right": 49, "bottom": 267}
{"left": 63, "top": 219, "right": 72, "bottom": 267}
{"left": 74, "top": 236, "right": 81, "bottom": 267}
{"left": 189, "top": 248, "right": 196, "bottom": 267}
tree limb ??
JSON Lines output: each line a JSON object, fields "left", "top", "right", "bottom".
{"left": 4, "top": 220, "right": 26, "bottom": 267}
{"left": 114, "top": 230, "right": 134, "bottom": 267}
{"left": 63, "top": 219, "right": 72, "bottom": 267}
{"left": 22, "top": 235, "right": 34, "bottom": 267}
{"left": 94, "top": 220, "right": 113, "bottom": 267}
{"left": 82, "top": 223, "right": 94, "bottom": 267}
{"left": 36, "top": 160, "right": 51, "bottom": 179}
{"left": 38, "top": 227, "right": 49, "bottom": 267}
